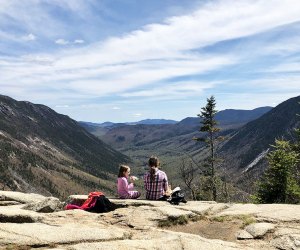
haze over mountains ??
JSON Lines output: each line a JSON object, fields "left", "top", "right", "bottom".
{"left": 1, "top": 94, "right": 299, "bottom": 201}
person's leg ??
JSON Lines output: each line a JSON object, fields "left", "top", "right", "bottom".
{"left": 128, "top": 191, "right": 141, "bottom": 199}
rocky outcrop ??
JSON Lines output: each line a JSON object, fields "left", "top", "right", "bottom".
{"left": 0, "top": 191, "right": 299, "bottom": 250}
{"left": 23, "top": 197, "right": 64, "bottom": 213}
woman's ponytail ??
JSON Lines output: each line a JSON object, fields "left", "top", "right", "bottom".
{"left": 148, "top": 156, "right": 160, "bottom": 182}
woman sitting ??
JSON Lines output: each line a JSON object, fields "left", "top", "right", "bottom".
{"left": 143, "top": 156, "right": 169, "bottom": 200}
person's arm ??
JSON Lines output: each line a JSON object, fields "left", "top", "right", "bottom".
{"left": 143, "top": 173, "right": 148, "bottom": 191}
{"left": 163, "top": 173, "right": 169, "bottom": 192}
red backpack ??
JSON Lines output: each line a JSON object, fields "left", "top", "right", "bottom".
{"left": 80, "top": 191, "right": 104, "bottom": 210}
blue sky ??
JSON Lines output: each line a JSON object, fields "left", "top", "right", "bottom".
{"left": 1, "top": 0, "right": 300, "bottom": 123}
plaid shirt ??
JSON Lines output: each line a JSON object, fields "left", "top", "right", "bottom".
{"left": 144, "top": 169, "right": 168, "bottom": 200}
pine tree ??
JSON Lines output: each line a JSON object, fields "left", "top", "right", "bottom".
{"left": 254, "top": 139, "right": 299, "bottom": 203}
{"left": 254, "top": 102, "right": 300, "bottom": 204}
{"left": 193, "top": 96, "right": 221, "bottom": 201}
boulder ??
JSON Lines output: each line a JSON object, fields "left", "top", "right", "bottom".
{"left": 236, "top": 230, "right": 254, "bottom": 240}
{"left": 244, "top": 223, "right": 275, "bottom": 238}
{"left": 0, "top": 191, "right": 46, "bottom": 204}
{"left": 23, "top": 197, "right": 64, "bottom": 213}
{"left": 0, "top": 205, "right": 44, "bottom": 223}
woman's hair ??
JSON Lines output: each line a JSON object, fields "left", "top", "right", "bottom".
{"left": 148, "top": 156, "right": 160, "bottom": 181}
{"left": 118, "top": 165, "right": 130, "bottom": 177}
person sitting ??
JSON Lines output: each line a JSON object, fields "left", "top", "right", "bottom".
{"left": 117, "top": 165, "right": 141, "bottom": 199}
{"left": 143, "top": 156, "right": 169, "bottom": 200}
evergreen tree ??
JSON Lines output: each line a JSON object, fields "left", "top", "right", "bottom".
{"left": 254, "top": 102, "right": 300, "bottom": 204}
{"left": 193, "top": 96, "right": 221, "bottom": 201}
{"left": 290, "top": 127, "right": 300, "bottom": 202}
{"left": 254, "top": 139, "right": 300, "bottom": 203}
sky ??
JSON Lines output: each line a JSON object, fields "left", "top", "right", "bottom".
{"left": 1, "top": 0, "right": 300, "bottom": 123}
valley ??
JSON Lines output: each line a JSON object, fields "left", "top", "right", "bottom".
{"left": 1, "top": 94, "right": 299, "bottom": 202}
{"left": 83, "top": 97, "right": 300, "bottom": 201}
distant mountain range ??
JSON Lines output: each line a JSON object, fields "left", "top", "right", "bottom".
{"left": 0, "top": 95, "right": 129, "bottom": 198}
{"left": 80, "top": 98, "right": 300, "bottom": 198}
{"left": 79, "top": 107, "right": 273, "bottom": 145}
{"left": 79, "top": 119, "right": 177, "bottom": 128}
{"left": 175, "top": 106, "right": 273, "bottom": 127}
{"left": 80, "top": 108, "right": 272, "bottom": 128}
{"left": 83, "top": 106, "right": 273, "bottom": 150}
{"left": 78, "top": 119, "right": 178, "bottom": 138}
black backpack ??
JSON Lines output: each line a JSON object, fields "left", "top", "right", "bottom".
{"left": 87, "top": 195, "right": 118, "bottom": 213}
{"left": 168, "top": 189, "right": 187, "bottom": 205}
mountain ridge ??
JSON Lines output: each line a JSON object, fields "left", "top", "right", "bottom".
{"left": 0, "top": 94, "right": 129, "bottom": 198}
{"left": 219, "top": 95, "right": 300, "bottom": 192}
{"left": 90, "top": 107, "right": 273, "bottom": 150}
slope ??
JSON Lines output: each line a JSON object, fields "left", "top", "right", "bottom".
{"left": 0, "top": 95, "right": 129, "bottom": 198}
{"left": 219, "top": 95, "right": 300, "bottom": 192}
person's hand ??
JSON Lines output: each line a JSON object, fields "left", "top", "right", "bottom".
{"left": 130, "top": 176, "right": 138, "bottom": 182}
{"left": 164, "top": 185, "right": 172, "bottom": 196}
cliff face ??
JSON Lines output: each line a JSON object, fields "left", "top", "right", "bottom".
{"left": 1, "top": 191, "right": 299, "bottom": 250}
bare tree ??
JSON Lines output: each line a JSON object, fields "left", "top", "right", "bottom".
{"left": 180, "top": 158, "right": 200, "bottom": 200}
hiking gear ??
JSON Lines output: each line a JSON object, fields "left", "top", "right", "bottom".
{"left": 168, "top": 187, "right": 187, "bottom": 205}
{"left": 65, "top": 191, "right": 120, "bottom": 213}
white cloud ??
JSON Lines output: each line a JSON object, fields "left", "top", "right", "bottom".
{"left": 250, "top": 76, "right": 300, "bottom": 90}
{"left": 55, "top": 0, "right": 300, "bottom": 69}
{"left": 55, "top": 39, "right": 69, "bottom": 45}
{"left": 74, "top": 39, "right": 85, "bottom": 44}
{"left": 121, "top": 81, "right": 219, "bottom": 100}
{"left": 22, "top": 33, "right": 36, "bottom": 41}
{"left": 55, "top": 38, "right": 85, "bottom": 46}
{"left": 1, "top": 0, "right": 300, "bottom": 109}
{"left": 265, "top": 62, "right": 300, "bottom": 73}
{"left": 112, "top": 106, "right": 120, "bottom": 110}
{"left": 217, "top": 92, "right": 298, "bottom": 111}
{"left": 21, "top": 54, "right": 54, "bottom": 65}
{"left": 0, "top": 0, "right": 100, "bottom": 41}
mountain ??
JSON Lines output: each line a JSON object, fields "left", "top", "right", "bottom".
{"left": 176, "top": 107, "right": 273, "bottom": 127}
{"left": 215, "top": 107, "right": 273, "bottom": 125}
{"left": 79, "top": 121, "right": 126, "bottom": 128}
{"left": 78, "top": 119, "right": 178, "bottom": 138}
{"left": 80, "top": 98, "right": 299, "bottom": 199}
{"left": 0, "top": 95, "right": 129, "bottom": 198}
{"left": 219, "top": 96, "right": 300, "bottom": 192}
{"left": 93, "top": 107, "right": 273, "bottom": 150}
{"left": 132, "top": 119, "right": 178, "bottom": 125}
{"left": 80, "top": 119, "right": 177, "bottom": 128}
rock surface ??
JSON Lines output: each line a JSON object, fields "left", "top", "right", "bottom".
{"left": 0, "top": 191, "right": 299, "bottom": 250}
{"left": 244, "top": 223, "right": 275, "bottom": 238}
